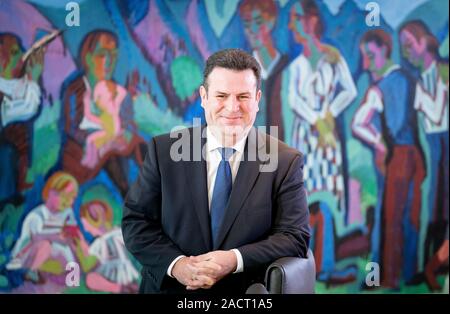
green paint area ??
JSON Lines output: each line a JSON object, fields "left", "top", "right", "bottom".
{"left": 281, "top": 71, "right": 294, "bottom": 145}
{"left": 81, "top": 185, "right": 122, "bottom": 226}
{"left": 133, "top": 93, "right": 185, "bottom": 137}
{"left": 63, "top": 271, "right": 142, "bottom": 294}
{"left": 0, "top": 275, "right": 8, "bottom": 288}
{"left": 170, "top": 56, "right": 202, "bottom": 101}
{"left": 64, "top": 277, "right": 109, "bottom": 294}
{"left": 0, "top": 203, "right": 24, "bottom": 245}
{"left": 439, "top": 34, "right": 449, "bottom": 58}
{"left": 27, "top": 101, "right": 61, "bottom": 183}
{"left": 0, "top": 202, "right": 25, "bottom": 288}
{"left": 346, "top": 139, "right": 378, "bottom": 210}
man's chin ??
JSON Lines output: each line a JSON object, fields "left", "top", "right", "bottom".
{"left": 225, "top": 123, "right": 247, "bottom": 131}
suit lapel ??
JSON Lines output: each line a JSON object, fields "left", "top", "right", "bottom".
{"left": 183, "top": 126, "right": 212, "bottom": 250}
{"left": 214, "top": 127, "right": 266, "bottom": 250}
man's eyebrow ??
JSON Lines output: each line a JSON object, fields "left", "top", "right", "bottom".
{"left": 214, "top": 91, "right": 252, "bottom": 96}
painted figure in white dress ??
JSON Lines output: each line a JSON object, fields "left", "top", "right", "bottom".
{"left": 286, "top": 0, "right": 357, "bottom": 210}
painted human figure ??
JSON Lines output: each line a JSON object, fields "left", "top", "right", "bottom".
{"left": 61, "top": 30, "right": 144, "bottom": 197}
{"left": 353, "top": 29, "right": 425, "bottom": 289}
{"left": 285, "top": 0, "right": 357, "bottom": 282}
{"left": 352, "top": 30, "right": 390, "bottom": 268}
{"left": 80, "top": 200, "right": 139, "bottom": 293}
{"left": 6, "top": 172, "right": 79, "bottom": 282}
{"left": 286, "top": 0, "right": 357, "bottom": 210}
{"left": 239, "top": 0, "right": 289, "bottom": 138}
{"left": 81, "top": 79, "right": 128, "bottom": 168}
{"left": 0, "top": 33, "right": 44, "bottom": 196}
{"left": 399, "top": 21, "right": 449, "bottom": 282}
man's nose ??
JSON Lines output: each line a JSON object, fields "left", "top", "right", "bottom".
{"left": 225, "top": 96, "right": 240, "bottom": 112}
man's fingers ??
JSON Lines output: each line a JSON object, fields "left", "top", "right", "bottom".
{"left": 186, "top": 262, "right": 199, "bottom": 275}
{"left": 190, "top": 252, "right": 216, "bottom": 262}
{"left": 189, "top": 255, "right": 208, "bottom": 263}
{"left": 191, "top": 261, "right": 222, "bottom": 275}
{"left": 186, "top": 284, "right": 213, "bottom": 290}
{"left": 191, "top": 274, "right": 214, "bottom": 286}
{"left": 192, "top": 260, "right": 221, "bottom": 270}
{"left": 186, "top": 259, "right": 222, "bottom": 279}
{"left": 185, "top": 263, "right": 214, "bottom": 280}
{"left": 186, "top": 274, "right": 215, "bottom": 289}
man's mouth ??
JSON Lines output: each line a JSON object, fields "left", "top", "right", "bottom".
{"left": 219, "top": 116, "right": 244, "bottom": 126}
{"left": 221, "top": 116, "right": 242, "bottom": 121}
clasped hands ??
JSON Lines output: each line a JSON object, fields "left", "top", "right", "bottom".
{"left": 172, "top": 250, "right": 237, "bottom": 290}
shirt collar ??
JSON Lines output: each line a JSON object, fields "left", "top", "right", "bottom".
{"left": 206, "top": 126, "right": 249, "bottom": 154}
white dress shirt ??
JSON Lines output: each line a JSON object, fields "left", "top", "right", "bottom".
{"left": 167, "top": 127, "right": 248, "bottom": 278}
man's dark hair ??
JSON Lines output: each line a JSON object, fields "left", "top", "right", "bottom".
{"left": 203, "top": 48, "right": 261, "bottom": 91}
{"left": 360, "top": 29, "right": 392, "bottom": 58}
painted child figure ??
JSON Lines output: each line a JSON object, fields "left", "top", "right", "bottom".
{"left": 80, "top": 79, "right": 127, "bottom": 169}
{"left": 80, "top": 200, "right": 139, "bottom": 293}
{"left": 6, "top": 172, "right": 80, "bottom": 282}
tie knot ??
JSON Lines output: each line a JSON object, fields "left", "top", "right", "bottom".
{"left": 219, "top": 147, "right": 235, "bottom": 161}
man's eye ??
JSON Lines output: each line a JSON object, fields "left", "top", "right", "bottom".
{"left": 239, "top": 96, "right": 249, "bottom": 100}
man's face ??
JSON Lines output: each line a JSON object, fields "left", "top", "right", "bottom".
{"left": 200, "top": 67, "right": 261, "bottom": 140}
{"left": 399, "top": 29, "right": 425, "bottom": 67}
{"left": 0, "top": 35, "right": 23, "bottom": 78}
{"left": 360, "top": 41, "right": 388, "bottom": 74}
{"left": 242, "top": 8, "right": 275, "bottom": 49}
{"left": 85, "top": 34, "right": 117, "bottom": 81}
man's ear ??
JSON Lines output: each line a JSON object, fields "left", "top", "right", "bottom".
{"left": 199, "top": 85, "right": 207, "bottom": 108}
{"left": 255, "top": 89, "right": 261, "bottom": 112}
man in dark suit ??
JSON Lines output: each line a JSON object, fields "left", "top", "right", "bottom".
{"left": 122, "top": 49, "right": 310, "bottom": 294}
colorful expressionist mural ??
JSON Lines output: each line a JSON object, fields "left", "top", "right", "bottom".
{"left": 0, "top": 0, "right": 448, "bottom": 293}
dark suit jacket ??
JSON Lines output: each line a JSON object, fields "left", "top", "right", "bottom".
{"left": 122, "top": 125, "right": 310, "bottom": 294}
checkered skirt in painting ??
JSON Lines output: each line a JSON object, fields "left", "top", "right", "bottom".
{"left": 291, "top": 118, "right": 345, "bottom": 202}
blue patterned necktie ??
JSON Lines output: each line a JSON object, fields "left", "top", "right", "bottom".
{"left": 210, "top": 147, "right": 235, "bottom": 248}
